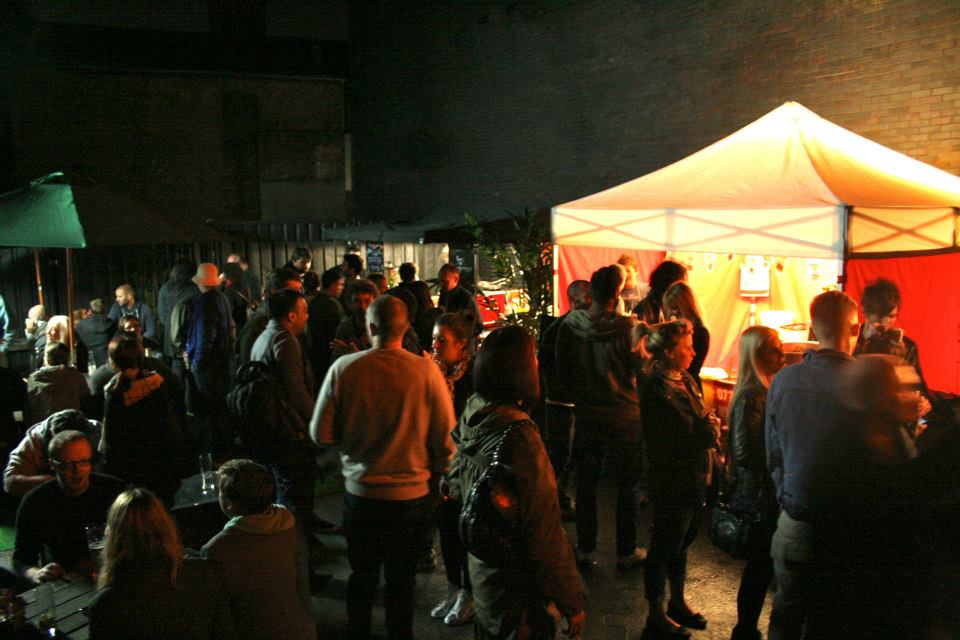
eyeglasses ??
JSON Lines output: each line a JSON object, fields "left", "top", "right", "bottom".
{"left": 52, "top": 459, "right": 93, "bottom": 471}
{"left": 760, "top": 345, "right": 785, "bottom": 356}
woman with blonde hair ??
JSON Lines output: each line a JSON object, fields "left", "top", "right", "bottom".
{"left": 728, "top": 326, "right": 785, "bottom": 640}
{"left": 661, "top": 281, "right": 709, "bottom": 389}
{"left": 89, "top": 488, "right": 233, "bottom": 639}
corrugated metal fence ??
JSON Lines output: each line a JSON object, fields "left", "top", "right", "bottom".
{"left": 0, "top": 225, "right": 446, "bottom": 346}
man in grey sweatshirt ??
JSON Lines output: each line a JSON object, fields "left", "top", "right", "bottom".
{"left": 311, "top": 295, "right": 455, "bottom": 640}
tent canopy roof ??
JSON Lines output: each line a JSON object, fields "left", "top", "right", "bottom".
{"left": 553, "top": 102, "right": 960, "bottom": 257}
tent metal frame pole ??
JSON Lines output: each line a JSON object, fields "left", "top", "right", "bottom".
{"left": 839, "top": 205, "right": 852, "bottom": 289}
{"left": 65, "top": 248, "right": 76, "bottom": 365}
{"left": 953, "top": 207, "right": 959, "bottom": 247}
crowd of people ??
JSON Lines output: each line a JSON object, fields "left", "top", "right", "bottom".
{"left": 0, "top": 247, "right": 957, "bottom": 640}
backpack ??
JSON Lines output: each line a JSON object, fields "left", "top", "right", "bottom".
{"left": 226, "top": 360, "right": 307, "bottom": 462}
{"left": 458, "top": 419, "right": 533, "bottom": 565}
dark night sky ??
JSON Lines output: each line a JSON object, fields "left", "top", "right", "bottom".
{"left": 19, "top": 0, "right": 348, "bottom": 41}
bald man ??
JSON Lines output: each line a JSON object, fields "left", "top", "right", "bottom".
{"left": 311, "top": 295, "right": 455, "bottom": 640}
{"left": 107, "top": 284, "right": 158, "bottom": 340}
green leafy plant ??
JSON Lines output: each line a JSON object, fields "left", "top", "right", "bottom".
{"left": 465, "top": 209, "right": 552, "bottom": 339}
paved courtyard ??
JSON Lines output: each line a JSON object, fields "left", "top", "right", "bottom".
{"left": 310, "top": 483, "right": 771, "bottom": 640}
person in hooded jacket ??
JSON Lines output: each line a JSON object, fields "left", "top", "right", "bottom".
{"left": 101, "top": 335, "right": 186, "bottom": 505}
{"left": 201, "top": 459, "right": 315, "bottom": 640}
{"left": 3, "top": 409, "right": 100, "bottom": 496}
{"left": 556, "top": 265, "right": 647, "bottom": 569}
{"left": 26, "top": 342, "right": 93, "bottom": 423}
{"left": 449, "top": 325, "right": 585, "bottom": 640}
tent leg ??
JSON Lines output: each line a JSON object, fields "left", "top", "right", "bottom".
{"left": 838, "top": 205, "right": 853, "bottom": 289}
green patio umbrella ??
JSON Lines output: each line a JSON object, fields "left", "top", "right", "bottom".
{"left": 0, "top": 173, "right": 87, "bottom": 360}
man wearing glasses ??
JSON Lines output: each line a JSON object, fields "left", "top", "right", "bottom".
{"left": 13, "top": 431, "right": 123, "bottom": 583}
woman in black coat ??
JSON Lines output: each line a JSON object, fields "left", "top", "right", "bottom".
{"left": 728, "top": 326, "right": 785, "bottom": 640}
{"left": 101, "top": 335, "right": 186, "bottom": 505}
{"left": 639, "top": 319, "right": 721, "bottom": 639}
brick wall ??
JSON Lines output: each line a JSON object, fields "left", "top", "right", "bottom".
{"left": 7, "top": 67, "right": 347, "bottom": 227}
{"left": 348, "top": 0, "right": 960, "bottom": 222}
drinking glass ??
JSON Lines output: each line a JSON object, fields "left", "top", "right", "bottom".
{"left": 86, "top": 524, "right": 105, "bottom": 563}
{"left": 199, "top": 453, "right": 215, "bottom": 493}
{"left": 35, "top": 582, "right": 56, "bottom": 636}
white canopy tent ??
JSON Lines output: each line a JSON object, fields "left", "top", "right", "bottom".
{"left": 552, "top": 102, "right": 960, "bottom": 390}
{"left": 553, "top": 101, "right": 960, "bottom": 257}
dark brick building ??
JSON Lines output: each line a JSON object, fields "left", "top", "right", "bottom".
{"left": 348, "top": 0, "right": 960, "bottom": 222}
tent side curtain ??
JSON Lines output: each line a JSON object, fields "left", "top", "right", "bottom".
{"left": 0, "top": 181, "right": 86, "bottom": 248}
{"left": 552, "top": 205, "right": 844, "bottom": 259}
{"left": 555, "top": 244, "right": 840, "bottom": 372}
{"left": 555, "top": 245, "right": 666, "bottom": 316}
{"left": 847, "top": 207, "right": 959, "bottom": 253}
{"left": 845, "top": 249, "right": 960, "bottom": 395}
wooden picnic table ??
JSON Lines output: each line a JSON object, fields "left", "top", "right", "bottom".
{"left": 21, "top": 577, "right": 96, "bottom": 639}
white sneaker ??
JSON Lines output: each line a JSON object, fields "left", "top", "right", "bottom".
{"left": 616, "top": 547, "right": 648, "bottom": 569}
{"left": 430, "top": 584, "right": 458, "bottom": 619}
{"left": 444, "top": 589, "right": 475, "bottom": 626}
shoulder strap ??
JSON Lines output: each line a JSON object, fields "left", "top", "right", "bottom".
{"left": 487, "top": 418, "right": 535, "bottom": 466}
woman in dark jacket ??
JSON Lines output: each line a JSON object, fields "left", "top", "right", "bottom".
{"left": 728, "top": 326, "right": 785, "bottom": 640}
{"left": 449, "top": 326, "right": 585, "bottom": 640}
{"left": 429, "top": 312, "right": 477, "bottom": 626}
{"left": 101, "top": 335, "right": 186, "bottom": 505}
{"left": 639, "top": 319, "right": 721, "bottom": 639}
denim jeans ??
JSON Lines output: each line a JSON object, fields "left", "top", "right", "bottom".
{"left": 543, "top": 402, "right": 575, "bottom": 509}
{"left": 644, "top": 503, "right": 701, "bottom": 604}
{"left": 573, "top": 419, "right": 643, "bottom": 556}
{"left": 436, "top": 496, "right": 470, "bottom": 590}
{"left": 343, "top": 493, "right": 432, "bottom": 640}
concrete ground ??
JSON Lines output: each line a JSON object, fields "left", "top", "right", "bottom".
{"left": 310, "top": 482, "right": 772, "bottom": 640}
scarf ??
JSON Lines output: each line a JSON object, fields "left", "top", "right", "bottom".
{"left": 433, "top": 352, "right": 470, "bottom": 399}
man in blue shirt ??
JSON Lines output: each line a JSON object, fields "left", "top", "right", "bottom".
{"left": 765, "top": 290, "right": 860, "bottom": 640}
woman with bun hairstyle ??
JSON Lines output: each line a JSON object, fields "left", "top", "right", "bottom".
{"left": 639, "top": 319, "right": 721, "bottom": 639}
{"left": 429, "top": 311, "right": 477, "bottom": 626}
{"left": 728, "top": 326, "right": 785, "bottom": 640}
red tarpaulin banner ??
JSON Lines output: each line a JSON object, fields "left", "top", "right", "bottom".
{"left": 845, "top": 250, "right": 960, "bottom": 394}
{"left": 555, "top": 245, "right": 665, "bottom": 316}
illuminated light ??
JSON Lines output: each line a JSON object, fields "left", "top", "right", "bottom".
{"left": 490, "top": 486, "right": 515, "bottom": 512}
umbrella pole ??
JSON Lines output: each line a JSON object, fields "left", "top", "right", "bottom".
{"left": 33, "top": 248, "right": 44, "bottom": 307}
{"left": 66, "top": 248, "right": 76, "bottom": 365}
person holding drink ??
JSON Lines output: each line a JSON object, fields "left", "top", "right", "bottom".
{"left": 13, "top": 431, "right": 123, "bottom": 584}
{"left": 639, "top": 319, "right": 722, "bottom": 639}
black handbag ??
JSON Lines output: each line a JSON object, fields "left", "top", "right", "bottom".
{"left": 458, "top": 420, "right": 532, "bottom": 565}
{"left": 709, "top": 502, "right": 760, "bottom": 560}
{"left": 708, "top": 454, "right": 760, "bottom": 560}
